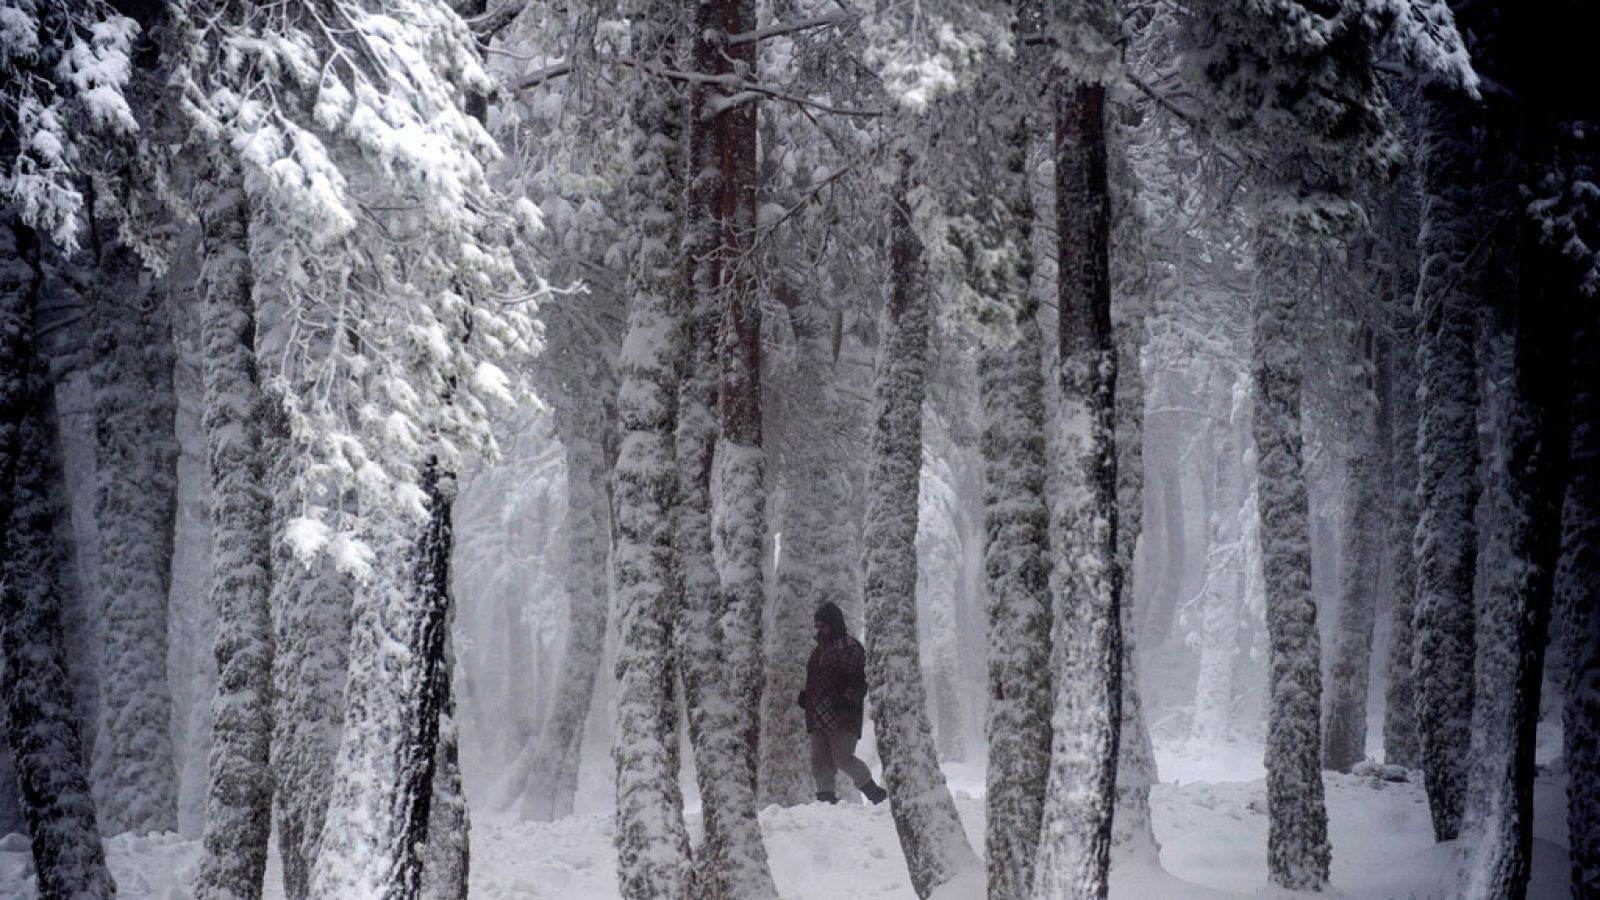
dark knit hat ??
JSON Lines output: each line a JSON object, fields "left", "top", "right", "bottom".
{"left": 813, "top": 602, "right": 847, "bottom": 635}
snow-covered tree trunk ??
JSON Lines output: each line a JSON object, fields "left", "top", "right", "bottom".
{"left": 421, "top": 644, "right": 469, "bottom": 900}
{"left": 1193, "top": 377, "right": 1249, "bottom": 745}
{"left": 1252, "top": 235, "right": 1330, "bottom": 891}
{"left": 611, "top": 6, "right": 694, "bottom": 893}
{"left": 1459, "top": 218, "right": 1574, "bottom": 900}
{"left": 90, "top": 238, "right": 180, "bottom": 835}
{"left": 981, "top": 307, "right": 1053, "bottom": 900}
{"left": 1560, "top": 291, "right": 1600, "bottom": 900}
{"left": 269, "top": 406, "right": 354, "bottom": 900}
{"left": 673, "top": 3, "right": 779, "bottom": 897}
{"left": 0, "top": 215, "right": 117, "bottom": 900}
{"left": 863, "top": 155, "right": 980, "bottom": 900}
{"left": 1035, "top": 80, "right": 1121, "bottom": 900}
{"left": 192, "top": 166, "right": 275, "bottom": 900}
{"left": 1322, "top": 333, "right": 1384, "bottom": 773}
{"left": 521, "top": 412, "right": 610, "bottom": 822}
{"left": 1412, "top": 87, "right": 1483, "bottom": 843}
{"left": 308, "top": 468, "right": 457, "bottom": 900}
{"left": 972, "top": 47, "right": 1053, "bottom": 896}
{"left": 1383, "top": 304, "right": 1422, "bottom": 769}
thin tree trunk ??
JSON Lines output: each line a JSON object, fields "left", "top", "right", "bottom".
{"left": 1412, "top": 86, "right": 1484, "bottom": 842}
{"left": 1253, "top": 235, "right": 1330, "bottom": 891}
{"left": 1193, "top": 378, "right": 1248, "bottom": 745}
{"left": 90, "top": 234, "right": 180, "bottom": 835}
{"left": 1383, "top": 302, "right": 1422, "bottom": 768}
{"left": 521, "top": 417, "right": 610, "bottom": 821}
{"left": 864, "top": 154, "right": 980, "bottom": 900}
{"left": 1323, "top": 333, "right": 1385, "bottom": 772}
{"left": 193, "top": 165, "right": 275, "bottom": 900}
{"left": 0, "top": 215, "right": 117, "bottom": 900}
{"left": 611, "top": 7, "right": 694, "bottom": 895}
{"left": 1034, "top": 81, "right": 1121, "bottom": 900}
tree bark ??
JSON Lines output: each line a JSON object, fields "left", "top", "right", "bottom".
{"left": 864, "top": 154, "right": 980, "bottom": 900}
{"left": 193, "top": 164, "right": 276, "bottom": 900}
{"left": 0, "top": 215, "right": 117, "bottom": 900}
{"left": 1411, "top": 86, "right": 1484, "bottom": 842}
{"left": 1034, "top": 81, "right": 1121, "bottom": 900}
{"left": 1459, "top": 189, "right": 1574, "bottom": 900}
{"left": 89, "top": 233, "right": 180, "bottom": 835}
{"left": 611, "top": 7, "right": 694, "bottom": 894}
{"left": 976, "top": 74, "right": 1053, "bottom": 898}
{"left": 307, "top": 468, "right": 456, "bottom": 900}
{"left": 1252, "top": 235, "right": 1330, "bottom": 891}
{"left": 1322, "top": 332, "right": 1385, "bottom": 772}
{"left": 676, "top": 2, "right": 779, "bottom": 897}
{"left": 1559, "top": 277, "right": 1600, "bottom": 900}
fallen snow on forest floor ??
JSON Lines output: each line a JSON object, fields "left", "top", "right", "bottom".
{"left": 0, "top": 744, "right": 1571, "bottom": 899}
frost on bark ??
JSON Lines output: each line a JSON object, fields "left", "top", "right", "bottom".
{"left": 1035, "top": 81, "right": 1121, "bottom": 900}
{"left": 270, "top": 408, "right": 354, "bottom": 900}
{"left": 969, "top": 51, "right": 1052, "bottom": 897}
{"left": 611, "top": 6, "right": 693, "bottom": 894}
{"left": 863, "top": 156, "right": 980, "bottom": 900}
{"left": 1193, "top": 377, "right": 1250, "bottom": 745}
{"left": 1252, "top": 236, "right": 1330, "bottom": 891}
{"left": 1383, "top": 300, "right": 1422, "bottom": 769}
{"left": 308, "top": 467, "right": 457, "bottom": 900}
{"left": 521, "top": 412, "right": 611, "bottom": 822}
{"left": 0, "top": 215, "right": 117, "bottom": 899}
{"left": 191, "top": 165, "right": 275, "bottom": 900}
{"left": 421, "top": 646, "right": 469, "bottom": 900}
{"left": 90, "top": 236, "right": 180, "bottom": 835}
{"left": 1412, "top": 87, "right": 1483, "bottom": 842}
{"left": 1322, "top": 333, "right": 1384, "bottom": 773}
{"left": 1459, "top": 212, "right": 1574, "bottom": 900}
{"left": 672, "top": 2, "right": 780, "bottom": 897}
{"left": 1560, "top": 291, "right": 1600, "bottom": 900}
{"left": 980, "top": 312, "right": 1052, "bottom": 900}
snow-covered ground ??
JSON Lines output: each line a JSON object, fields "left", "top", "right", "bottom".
{"left": 1, "top": 740, "right": 1571, "bottom": 899}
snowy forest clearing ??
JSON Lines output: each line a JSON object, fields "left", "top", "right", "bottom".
{"left": 0, "top": 742, "right": 1572, "bottom": 900}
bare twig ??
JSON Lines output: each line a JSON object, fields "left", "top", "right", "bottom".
{"left": 727, "top": 12, "right": 857, "bottom": 47}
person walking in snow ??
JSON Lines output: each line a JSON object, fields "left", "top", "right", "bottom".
{"left": 798, "top": 602, "right": 889, "bottom": 805}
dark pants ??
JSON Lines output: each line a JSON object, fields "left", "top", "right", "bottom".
{"left": 810, "top": 728, "right": 873, "bottom": 794}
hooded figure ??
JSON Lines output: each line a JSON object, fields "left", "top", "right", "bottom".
{"left": 797, "top": 602, "right": 888, "bottom": 804}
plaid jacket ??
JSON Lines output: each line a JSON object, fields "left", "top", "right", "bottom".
{"left": 801, "top": 634, "right": 867, "bottom": 737}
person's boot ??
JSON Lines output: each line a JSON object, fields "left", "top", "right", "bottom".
{"left": 859, "top": 781, "right": 887, "bottom": 805}
{"left": 816, "top": 791, "right": 839, "bottom": 804}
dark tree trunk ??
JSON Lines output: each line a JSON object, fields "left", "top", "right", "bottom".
{"left": 1560, "top": 273, "right": 1600, "bottom": 900}
{"left": 1412, "top": 86, "right": 1485, "bottom": 843}
{"left": 1033, "top": 81, "right": 1122, "bottom": 900}
{"left": 1460, "top": 178, "right": 1575, "bottom": 900}
{"left": 0, "top": 216, "right": 116, "bottom": 900}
